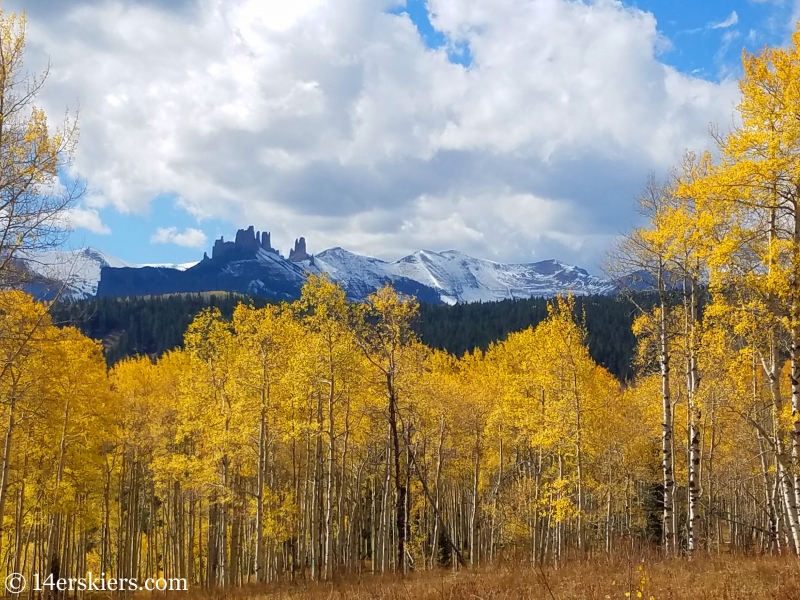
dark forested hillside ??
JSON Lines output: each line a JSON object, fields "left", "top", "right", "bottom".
{"left": 417, "top": 294, "right": 654, "bottom": 380}
{"left": 51, "top": 293, "right": 272, "bottom": 365}
{"left": 51, "top": 292, "right": 651, "bottom": 379}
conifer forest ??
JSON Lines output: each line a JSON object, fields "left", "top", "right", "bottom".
{"left": 8, "top": 5, "right": 800, "bottom": 600}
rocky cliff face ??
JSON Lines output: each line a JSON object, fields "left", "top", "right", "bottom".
{"left": 212, "top": 226, "right": 275, "bottom": 260}
{"left": 97, "top": 246, "right": 307, "bottom": 299}
{"left": 96, "top": 227, "right": 308, "bottom": 299}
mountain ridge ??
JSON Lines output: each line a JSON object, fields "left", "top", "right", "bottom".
{"left": 23, "top": 227, "right": 616, "bottom": 304}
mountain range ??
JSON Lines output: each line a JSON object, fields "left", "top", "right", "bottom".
{"left": 22, "top": 226, "right": 616, "bottom": 304}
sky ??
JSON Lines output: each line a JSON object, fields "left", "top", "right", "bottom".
{"left": 11, "top": 0, "right": 800, "bottom": 271}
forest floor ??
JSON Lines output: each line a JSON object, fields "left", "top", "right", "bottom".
{"left": 184, "top": 556, "right": 800, "bottom": 600}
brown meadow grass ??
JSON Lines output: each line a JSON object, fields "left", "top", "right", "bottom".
{"left": 173, "top": 556, "right": 800, "bottom": 600}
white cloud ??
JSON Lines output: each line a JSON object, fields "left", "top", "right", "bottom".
{"left": 291, "top": 190, "right": 592, "bottom": 262}
{"left": 17, "top": 0, "right": 741, "bottom": 268}
{"left": 65, "top": 206, "right": 111, "bottom": 234}
{"left": 711, "top": 11, "right": 739, "bottom": 29}
{"left": 151, "top": 227, "right": 207, "bottom": 248}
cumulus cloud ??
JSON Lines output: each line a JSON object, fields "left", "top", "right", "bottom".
{"left": 16, "top": 0, "right": 741, "bottom": 268}
{"left": 151, "top": 227, "right": 207, "bottom": 248}
{"left": 64, "top": 206, "right": 111, "bottom": 234}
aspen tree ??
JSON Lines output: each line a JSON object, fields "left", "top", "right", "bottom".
{"left": 609, "top": 178, "right": 681, "bottom": 556}
{"left": 665, "top": 151, "right": 716, "bottom": 555}
{"left": 677, "top": 27, "right": 800, "bottom": 553}
{"left": 354, "top": 285, "right": 419, "bottom": 574}
{"left": 9, "top": 269, "right": 800, "bottom": 578}
{"left": 41, "top": 328, "right": 107, "bottom": 586}
{"left": 0, "top": 292, "right": 53, "bottom": 560}
{"left": 296, "top": 275, "right": 360, "bottom": 579}
{"left": 0, "top": 8, "right": 80, "bottom": 286}
{"left": 0, "top": 7, "right": 86, "bottom": 576}
{"left": 183, "top": 308, "right": 240, "bottom": 586}
{"left": 231, "top": 303, "right": 297, "bottom": 581}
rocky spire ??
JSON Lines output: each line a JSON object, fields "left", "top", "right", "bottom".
{"left": 212, "top": 226, "right": 275, "bottom": 259}
{"left": 288, "top": 237, "right": 311, "bottom": 262}
{"left": 260, "top": 231, "right": 272, "bottom": 251}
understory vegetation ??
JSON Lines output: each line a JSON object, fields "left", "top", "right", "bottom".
{"left": 172, "top": 557, "right": 800, "bottom": 599}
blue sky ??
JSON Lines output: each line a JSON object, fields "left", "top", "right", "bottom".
{"left": 399, "top": 0, "right": 799, "bottom": 79}
{"left": 64, "top": 195, "right": 228, "bottom": 265}
{"left": 17, "top": 0, "right": 800, "bottom": 269}
{"left": 627, "top": 0, "right": 798, "bottom": 79}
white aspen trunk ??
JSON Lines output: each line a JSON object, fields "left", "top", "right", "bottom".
{"left": 324, "top": 372, "right": 335, "bottom": 580}
{"left": 255, "top": 406, "right": 266, "bottom": 582}
{"left": 605, "top": 469, "right": 612, "bottom": 554}
{"left": 310, "top": 391, "right": 322, "bottom": 580}
{"left": 430, "top": 418, "right": 445, "bottom": 569}
{"left": 45, "top": 394, "right": 71, "bottom": 587}
{"left": 380, "top": 442, "right": 391, "bottom": 573}
{"left": 573, "top": 370, "right": 584, "bottom": 554}
{"left": 658, "top": 269, "right": 676, "bottom": 556}
{"left": 624, "top": 474, "right": 631, "bottom": 537}
{"left": 766, "top": 344, "right": 800, "bottom": 554}
{"left": 386, "top": 371, "right": 406, "bottom": 575}
{"left": 686, "top": 275, "right": 701, "bottom": 555}
{"left": 469, "top": 430, "right": 480, "bottom": 566}
{"left": 791, "top": 186, "right": 800, "bottom": 514}
{"left": 12, "top": 458, "right": 25, "bottom": 580}
{"left": 756, "top": 429, "right": 779, "bottom": 554}
{"left": 491, "top": 432, "right": 502, "bottom": 563}
{"left": 0, "top": 390, "right": 17, "bottom": 561}
{"left": 336, "top": 399, "right": 351, "bottom": 572}
{"left": 776, "top": 435, "right": 800, "bottom": 554}
{"left": 369, "top": 474, "right": 380, "bottom": 575}
{"left": 299, "top": 407, "right": 312, "bottom": 580}
{"left": 220, "top": 446, "right": 229, "bottom": 587}
{"left": 790, "top": 229, "right": 800, "bottom": 515}
{"left": 556, "top": 453, "right": 563, "bottom": 565}
{"left": 772, "top": 461, "right": 783, "bottom": 556}
{"left": 791, "top": 318, "right": 800, "bottom": 513}
{"left": 760, "top": 202, "right": 800, "bottom": 554}
{"left": 188, "top": 499, "right": 196, "bottom": 584}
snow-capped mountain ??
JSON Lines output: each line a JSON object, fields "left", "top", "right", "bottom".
{"left": 305, "top": 248, "right": 614, "bottom": 304}
{"left": 21, "top": 248, "right": 136, "bottom": 299}
{"left": 23, "top": 229, "right": 616, "bottom": 303}
{"left": 20, "top": 248, "right": 197, "bottom": 299}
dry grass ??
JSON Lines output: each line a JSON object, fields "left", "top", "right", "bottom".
{"left": 176, "top": 557, "right": 800, "bottom": 600}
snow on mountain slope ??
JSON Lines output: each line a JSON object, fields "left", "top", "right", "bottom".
{"left": 26, "top": 245, "right": 615, "bottom": 303}
{"left": 23, "top": 249, "right": 198, "bottom": 299}
{"left": 23, "top": 248, "right": 136, "bottom": 298}
{"left": 413, "top": 251, "right": 614, "bottom": 303}
{"left": 306, "top": 248, "right": 614, "bottom": 304}
{"left": 306, "top": 247, "right": 394, "bottom": 297}
{"left": 299, "top": 248, "right": 442, "bottom": 303}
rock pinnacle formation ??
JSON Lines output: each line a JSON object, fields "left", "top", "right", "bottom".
{"left": 288, "top": 237, "right": 311, "bottom": 262}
